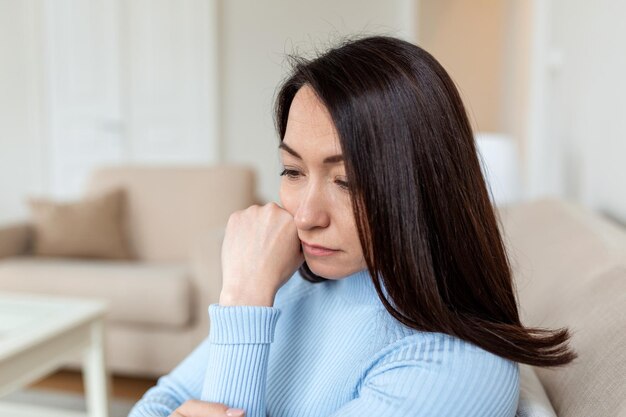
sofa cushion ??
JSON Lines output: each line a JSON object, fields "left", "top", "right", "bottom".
{"left": 27, "top": 187, "right": 134, "bottom": 260}
{"left": 497, "top": 197, "right": 626, "bottom": 324}
{"left": 84, "top": 165, "right": 256, "bottom": 262}
{"left": 0, "top": 256, "right": 191, "bottom": 327}
{"left": 531, "top": 265, "right": 626, "bottom": 417}
{"left": 497, "top": 198, "right": 626, "bottom": 417}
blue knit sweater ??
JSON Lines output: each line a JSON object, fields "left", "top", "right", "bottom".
{"left": 128, "top": 268, "right": 520, "bottom": 417}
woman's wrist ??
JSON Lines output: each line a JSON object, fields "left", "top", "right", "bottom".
{"left": 219, "top": 287, "right": 276, "bottom": 307}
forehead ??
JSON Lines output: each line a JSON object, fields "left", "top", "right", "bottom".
{"left": 283, "top": 85, "right": 341, "bottom": 154}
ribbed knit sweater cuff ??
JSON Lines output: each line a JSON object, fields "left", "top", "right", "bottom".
{"left": 207, "top": 303, "right": 281, "bottom": 344}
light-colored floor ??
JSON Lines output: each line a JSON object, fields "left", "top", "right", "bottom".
{"left": 28, "top": 369, "right": 157, "bottom": 401}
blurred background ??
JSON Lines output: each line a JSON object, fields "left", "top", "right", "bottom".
{"left": 2, "top": 0, "right": 625, "bottom": 224}
{"left": 1, "top": 0, "right": 626, "bottom": 415}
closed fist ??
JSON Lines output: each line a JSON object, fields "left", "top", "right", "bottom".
{"left": 219, "top": 202, "right": 305, "bottom": 306}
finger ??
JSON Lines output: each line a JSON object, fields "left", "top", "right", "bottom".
{"left": 175, "top": 400, "right": 230, "bottom": 417}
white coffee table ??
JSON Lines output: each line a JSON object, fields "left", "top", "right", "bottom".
{"left": 0, "top": 291, "right": 110, "bottom": 417}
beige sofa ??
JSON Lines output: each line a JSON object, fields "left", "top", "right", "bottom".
{"left": 0, "top": 164, "right": 260, "bottom": 378}
{"left": 497, "top": 198, "right": 626, "bottom": 417}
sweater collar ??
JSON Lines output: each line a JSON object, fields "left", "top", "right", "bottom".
{"left": 332, "top": 268, "right": 389, "bottom": 306}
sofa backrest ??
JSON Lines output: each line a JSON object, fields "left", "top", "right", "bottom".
{"left": 496, "top": 197, "right": 626, "bottom": 417}
{"left": 83, "top": 164, "right": 258, "bottom": 262}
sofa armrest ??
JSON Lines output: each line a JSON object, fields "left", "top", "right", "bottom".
{"left": 0, "top": 222, "right": 33, "bottom": 259}
{"left": 187, "top": 226, "right": 226, "bottom": 327}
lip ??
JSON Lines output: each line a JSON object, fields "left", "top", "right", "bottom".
{"left": 301, "top": 240, "right": 339, "bottom": 256}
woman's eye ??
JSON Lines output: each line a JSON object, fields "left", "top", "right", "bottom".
{"left": 279, "top": 168, "right": 301, "bottom": 179}
{"left": 280, "top": 168, "right": 349, "bottom": 191}
{"left": 335, "top": 179, "right": 350, "bottom": 190}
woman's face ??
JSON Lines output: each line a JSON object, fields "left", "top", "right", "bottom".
{"left": 279, "top": 84, "right": 367, "bottom": 279}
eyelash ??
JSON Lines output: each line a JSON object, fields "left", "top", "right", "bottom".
{"left": 279, "top": 168, "right": 350, "bottom": 190}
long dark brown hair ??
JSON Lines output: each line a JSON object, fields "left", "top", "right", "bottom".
{"left": 273, "top": 35, "right": 577, "bottom": 367}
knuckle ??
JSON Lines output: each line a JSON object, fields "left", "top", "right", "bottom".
{"left": 268, "top": 202, "right": 283, "bottom": 214}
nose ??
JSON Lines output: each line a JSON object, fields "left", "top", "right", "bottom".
{"left": 293, "top": 180, "right": 331, "bottom": 231}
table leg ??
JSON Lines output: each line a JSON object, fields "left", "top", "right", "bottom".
{"left": 83, "top": 319, "right": 111, "bottom": 417}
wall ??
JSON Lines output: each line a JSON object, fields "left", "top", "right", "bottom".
{"left": 538, "top": 0, "right": 626, "bottom": 223}
{"left": 417, "top": 0, "right": 507, "bottom": 133}
{"left": 415, "top": 0, "right": 626, "bottom": 217}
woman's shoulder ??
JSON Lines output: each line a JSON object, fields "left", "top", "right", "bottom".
{"left": 366, "top": 330, "right": 520, "bottom": 392}
{"left": 375, "top": 329, "right": 519, "bottom": 369}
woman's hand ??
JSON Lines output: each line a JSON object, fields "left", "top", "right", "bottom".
{"left": 170, "top": 400, "right": 245, "bottom": 416}
{"left": 219, "top": 202, "right": 305, "bottom": 306}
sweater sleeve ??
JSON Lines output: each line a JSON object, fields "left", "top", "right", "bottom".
{"left": 127, "top": 303, "right": 281, "bottom": 417}
{"left": 326, "top": 335, "right": 521, "bottom": 417}
{"left": 200, "top": 303, "right": 281, "bottom": 417}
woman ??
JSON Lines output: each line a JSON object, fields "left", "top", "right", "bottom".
{"left": 129, "top": 35, "right": 577, "bottom": 417}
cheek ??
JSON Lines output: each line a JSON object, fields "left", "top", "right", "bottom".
{"left": 345, "top": 217, "right": 361, "bottom": 251}
{"left": 334, "top": 201, "right": 360, "bottom": 248}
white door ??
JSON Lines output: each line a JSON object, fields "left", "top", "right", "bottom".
{"left": 125, "top": 0, "right": 219, "bottom": 164}
{"left": 43, "top": 0, "right": 125, "bottom": 198}
{"left": 42, "top": 0, "right": 219, "bottom": 198}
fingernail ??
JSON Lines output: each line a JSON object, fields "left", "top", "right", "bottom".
{"left": 226, "top": 408, "right": 245, "bottom": 417}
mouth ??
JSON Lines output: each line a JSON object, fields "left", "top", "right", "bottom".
{"left": 301, "top": 241, "right": 339, "bottom": 257}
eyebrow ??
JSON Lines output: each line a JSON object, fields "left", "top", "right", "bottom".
{"left": 279, "top": 142, "right": 344, "bottom": 164}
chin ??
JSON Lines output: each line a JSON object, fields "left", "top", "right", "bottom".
{"left": 305, "top": 257, "right": 358, "bottom": 280}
